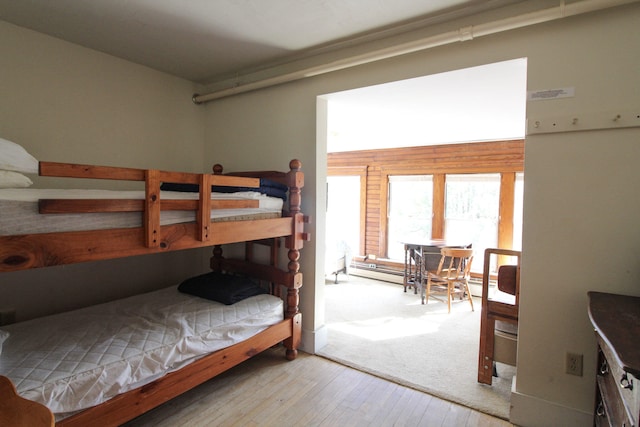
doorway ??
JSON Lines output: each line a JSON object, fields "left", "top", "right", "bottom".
{"left": 316, "top": 58, "right": 527, "bottom": 417}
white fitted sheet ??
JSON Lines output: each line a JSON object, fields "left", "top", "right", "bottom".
{"left": 0, "top": 286, "right": 284, "bottom": 416}
{"left": 0, "top": 188, "right": 283, "bottom": 235}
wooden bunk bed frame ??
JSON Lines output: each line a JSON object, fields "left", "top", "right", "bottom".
{"left": 0, "top": 159, "right": 309, "bottom": 426}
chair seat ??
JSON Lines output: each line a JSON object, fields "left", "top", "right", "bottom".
{"left": 490, "top": 289, "right": 516, "bottom": 305}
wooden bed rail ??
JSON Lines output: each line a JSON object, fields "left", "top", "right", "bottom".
{"left": 39, "top": 161, "right": 259, "bottom": 187}
{"left": 0, "top": 160, "right": 307, "bottom": 272}
{"left": 39, "top": 161, "right": 266, "bottom": 248}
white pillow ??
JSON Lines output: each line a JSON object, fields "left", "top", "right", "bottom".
{"left": 0, "top": 137, "right": 39, "bottom": 174}
{"left": 0, "top": 170, "right": 33, "bottom": 188}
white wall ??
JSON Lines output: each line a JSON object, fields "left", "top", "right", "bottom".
{"left": 2, "top": 3, "right": 639, "bottom": 425}
{"left": 0, "top": 21, "right": 212, "bottom": 319}
{"left": 513, "top": 7, "right": 640, "bottom": 425}
{"left": 201, "top": 4, "right": 640, "bottom": 426}
{"left": 0, "top": 21, "right": 206, "bottom": 186}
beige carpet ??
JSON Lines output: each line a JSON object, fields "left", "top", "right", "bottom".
{"left": 317, "top": 275, "right": 515, "bottom": 420}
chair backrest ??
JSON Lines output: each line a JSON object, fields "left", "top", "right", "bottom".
{"left": 482, "top": 248, "right": 521, "bottom": 307}
{"left": 438, "top": 247, "right": 474, "bottom": 280}
{"left": 497, "top": 265, "right": 518, "bottom": 295}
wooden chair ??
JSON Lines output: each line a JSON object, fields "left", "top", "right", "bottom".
{"left": 0, "top": 376, "right": 54, "bottom": 426}
{"left": 477, "top": 248, "right": 521, "bottom": 385}
{"left": 422, "top": 247, "right": 474, "bottom": 313}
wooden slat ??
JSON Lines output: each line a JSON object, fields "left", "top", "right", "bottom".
{"left": 210, "top": 175, "right": 260, "bottom": 188}
{"left": 157, "top": 171, "right": 200, "bottom": 185}
{"left": 379, "top": 171, "right": 389, "bottom": 258}
{"left": 39, "top": 162, "right": 262, "bottom": 188}
{"left": 498, "top": 172, "right": 516, "bottom": 249}
{"left": 212, "top": 258, "right": 302, "bottom": 289}
{"left": 198, "top": 174, "right": 211, "bottom": 241}
{"left": 432, "top": 174, "right": 446, "bottom": 239}
{"left": 39, "top": 199, "right": 143, "bottom": 213}
{"left": 39, "top": 161, "right": 146, "bottom": 181}
{"left": 145, "top": 169, "right": 161, "bottom": 248}
{"left": 0, "top": 218, "right": 294, "bottom": 272}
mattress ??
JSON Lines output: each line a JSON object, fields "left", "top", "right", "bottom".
{"left": 0, "top": 188, "right": 283, "bottom": 235}
{"left": 0, "top": 286, "right": 284, "bottom": 416}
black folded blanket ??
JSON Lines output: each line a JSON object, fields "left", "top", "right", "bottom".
{"left": 178, "top": 271, "right": 267, "bottom": 305}
{"left": 161, "top": 178, "right": 288, "bottom": 201}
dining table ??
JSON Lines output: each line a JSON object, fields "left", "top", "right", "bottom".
{"left": 401, "top": 239, "right": 471, "bottom": 293}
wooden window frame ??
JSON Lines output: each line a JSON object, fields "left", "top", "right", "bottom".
{"left": 327, "top": 140, "right": 525, "bottom": 264}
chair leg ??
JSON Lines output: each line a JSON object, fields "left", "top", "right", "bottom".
{"left": 464, "top": 281, "right": 474, "bottom": 311}
{"left": 422, "top": 278, "right": 429, "bottom": 304}
{"left": 447, "top": 281, "right": 452, "bottom": 313}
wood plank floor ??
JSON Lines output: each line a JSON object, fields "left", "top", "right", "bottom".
{"left": 123, "top": 346, "right": 513, "bottom": 427}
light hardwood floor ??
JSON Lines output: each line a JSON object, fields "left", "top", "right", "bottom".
{"left": 123, "top": 346, "right": 513, "bottom": 427}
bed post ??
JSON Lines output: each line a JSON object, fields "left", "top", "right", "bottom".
{"left": 283, "top": 159, "right": 306, "bottom": 360}
{"left": 210, "top": 244, "right": 224, "bottom": 272}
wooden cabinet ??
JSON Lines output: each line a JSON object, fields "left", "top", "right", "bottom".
{"left": 588, "top": 292, "right": 640, "bottom": 426}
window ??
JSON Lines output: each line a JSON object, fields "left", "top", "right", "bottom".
{"left": 445, "top": 174, "right": 500, "bottom": 271}
{"left": 326, "top": 176, "right": 361, "bottom": 259}
{"left": 387, "top": 175, "right": 433, "bottom": 260}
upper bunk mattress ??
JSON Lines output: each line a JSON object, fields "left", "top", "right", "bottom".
{"left": 0, "top": 188, "right": 284, "bottom": 235}
{"left": 0, "top": 286, "right": 284, "bottom": 416}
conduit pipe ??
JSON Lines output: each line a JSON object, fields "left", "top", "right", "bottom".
{"left": 192, "top": 0, "right": 638, "bottom": 104}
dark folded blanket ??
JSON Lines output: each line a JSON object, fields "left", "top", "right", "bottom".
{"left": 161, "top": 178, "right": 288, "bottom": 201}
{"left": 178, "top": 271, "right": 267, "bottom": 305}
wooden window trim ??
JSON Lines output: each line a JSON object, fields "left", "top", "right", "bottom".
{"left": 327, "top": 140, "right": 524, "bottom": 262}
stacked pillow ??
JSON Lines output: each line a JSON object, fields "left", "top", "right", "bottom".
{"left": 0, "top": 138, "right": 39, "bottom": 188}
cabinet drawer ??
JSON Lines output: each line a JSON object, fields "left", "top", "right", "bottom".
{"left": 597, "top": 370, "right": 634, "bottom": 426}
{"left": 597, "top": 339, "right": 637, "bottom": 426}
{"left": 589, "top": 292, "right": 640, "bottom": 427}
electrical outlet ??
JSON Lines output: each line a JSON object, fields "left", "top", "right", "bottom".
{"left": 566, "top": 352, "right": 583, "bottom": 376}
{"left": 368, "top": 263, "right": 376, "bottom": 268}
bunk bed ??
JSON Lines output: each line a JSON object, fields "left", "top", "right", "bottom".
{"left": 0, "top": 140, "right": 309, "bottom": 426}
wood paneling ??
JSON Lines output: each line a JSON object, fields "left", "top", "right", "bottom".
{"left": 328, "top": 140, "right": 524, "bottom": 260}
{"left": 498, "top": 173, "right": 516, "bottom": 250}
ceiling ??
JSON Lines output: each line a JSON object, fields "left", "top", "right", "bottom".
{"left": 0, "top": 0, "right": 522, "bottom": 85}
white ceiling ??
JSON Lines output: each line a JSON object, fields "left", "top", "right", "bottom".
{"left": 324, "top": 58, "right": 528, "bottom": 152}
{"left": 0, "top": 0, "right": 521, "bottom": 84}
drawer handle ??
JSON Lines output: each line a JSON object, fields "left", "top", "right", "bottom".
{"left": 620, "top": 372, "right": 634, "bottom": 390}
{"left": 596, "top": 401, "right": 605, "bottom": 417}
{"left": 599, "top": 360, "right": 609, "bottom": 376}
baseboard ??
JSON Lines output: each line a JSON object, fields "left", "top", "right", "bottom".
{"left": 510, "top": 379, "right": 592, "bottom": 427}
{"left": 349, "top": 268, "right": 404, "bottom": 284}
{"left": 301, "top": 324, "right": 327, "bottom": 354}
{"left": 350, "top": 268, "right": 487, "bottom": 297}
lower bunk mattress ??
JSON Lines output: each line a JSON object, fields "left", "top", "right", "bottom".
{"left": 0, "top": 286, "right": 284, "bottom": 418}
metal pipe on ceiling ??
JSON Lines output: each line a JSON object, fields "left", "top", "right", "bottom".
{"left": 192, "top": 0, "right": 638, "bottom": 104}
